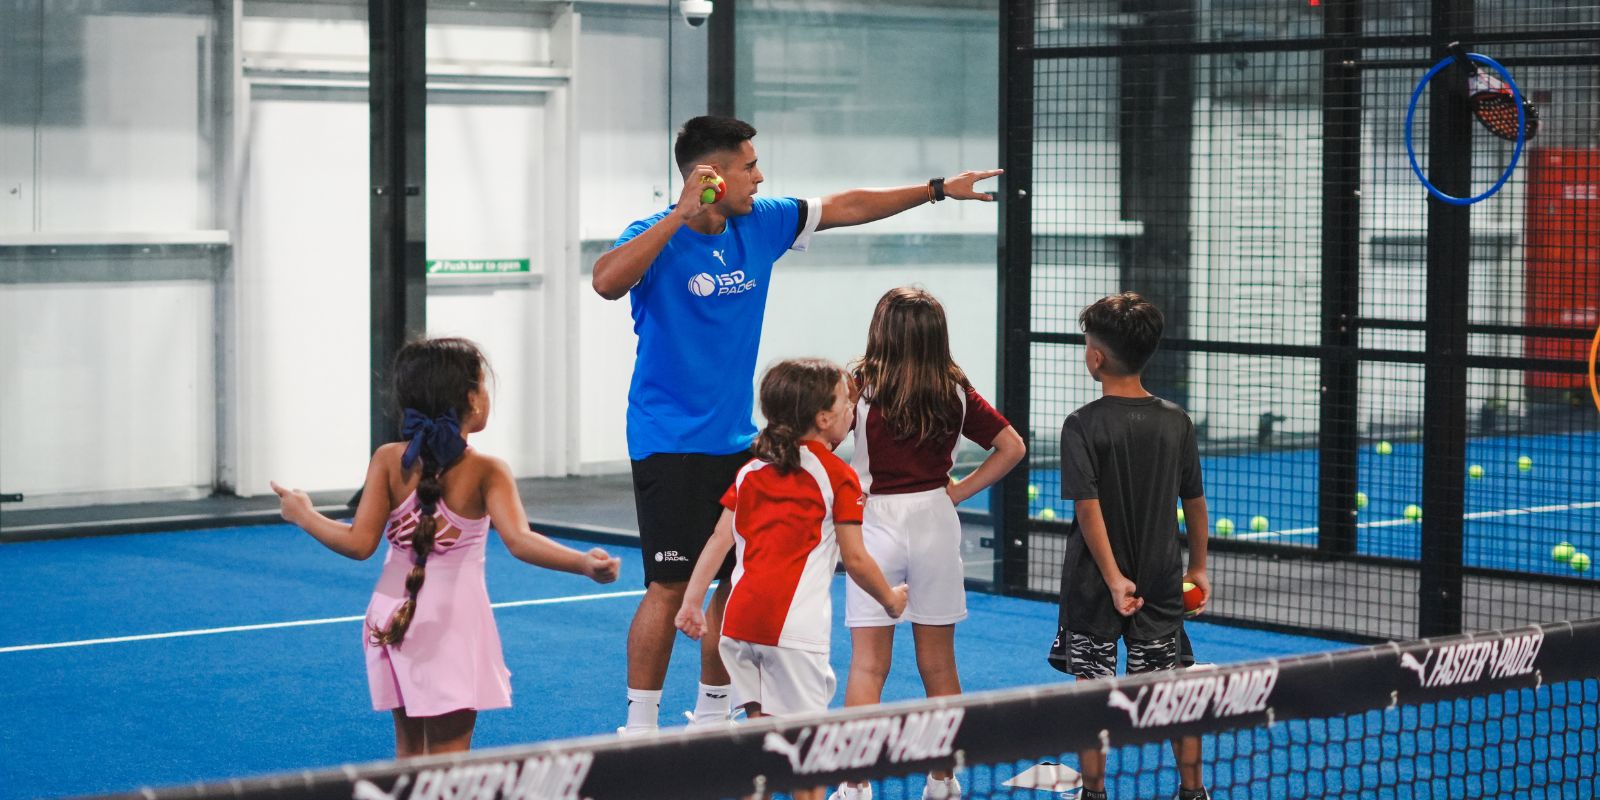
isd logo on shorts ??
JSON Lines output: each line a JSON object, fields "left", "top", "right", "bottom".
{"left": 688, "top": 269, "right": 759, "bottom": 298}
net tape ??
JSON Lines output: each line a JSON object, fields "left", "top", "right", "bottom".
{"left": 106, "top": 617, "right": 1600, "bottom": 800}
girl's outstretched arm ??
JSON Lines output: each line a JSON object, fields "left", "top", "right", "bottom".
{"left": 947, "top": 425, "right": 1026, "bottom": 506}
{"left": 483, "top": 456, "right": 619, "bottom": 583}
{"left": 272, "top": 448, "right": 394, "bottom": 560}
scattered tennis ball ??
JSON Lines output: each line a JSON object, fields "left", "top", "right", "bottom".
{"left": 1468, "top": 464, "right": 1484, "bottom": 479}
{"left": 1356, "top": 491, "right": 1368, "bottom": 510}
{"left": 1571, "top": 552, "right": 1591, "bottom": 573}
{"left": 1215, "top": 518, "right": 1235, "bottom": 537}
{"left": 1177, "top": 507, "right": 1186, "bottom": 526}
{"left": 1038, "top": 508, "right": 1056, "bottom": 521}
{"left": 1028, "top": 484, "right": 1039, "bottom": 501}
{"left": 1552, "top": 542, "right": 1576, "bottom": 562}
{"left": 1250, "top": 515, "right": 1269, "bottom": 533}
{"left": 1377, "top": 441, "right": 1393, "bottom": 455}
{"left": 1517, "top": 455, "right": 1533, "bottom": 472}
{"left": 1404, "top": 504, "right": 1422, "bottom": 522}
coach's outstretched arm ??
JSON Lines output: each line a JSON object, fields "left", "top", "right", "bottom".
{"left": 817, "top": 169, "right": 1003, "bottom": 231}
{"left": 592, "top": 164, "right": 720, "bottom": 300}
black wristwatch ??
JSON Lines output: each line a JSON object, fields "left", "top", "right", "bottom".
{"left": 929, "top": 177, "right": 946, "bottom": 202}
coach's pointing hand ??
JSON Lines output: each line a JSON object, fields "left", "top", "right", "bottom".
{"left": 943, "top": 168, "right": 1004, "bottom": 201}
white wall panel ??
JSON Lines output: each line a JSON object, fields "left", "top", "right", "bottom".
{"left": 0, "top": 280, "right": 214, "bottom": 495}
{"left": 39, "top": 13, "right": 212, "bottom": 233}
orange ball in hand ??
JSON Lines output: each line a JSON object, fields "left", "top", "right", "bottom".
{"left": 1183, "top": 581, "right": 1204, "bottom": 617}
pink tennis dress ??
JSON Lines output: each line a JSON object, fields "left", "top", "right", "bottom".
{"left": 364, "top": 491, "right": 512, "bottom": 717}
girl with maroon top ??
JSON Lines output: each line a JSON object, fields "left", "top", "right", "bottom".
{"left": 832, "top": 288, "right": 1027, "bottom": 800}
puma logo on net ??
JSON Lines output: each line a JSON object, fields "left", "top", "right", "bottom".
{"left": 1398, "top": 631, "right": 1543, "bottom": 689}
{"left": 761, "top": 709, "right": 965, "bottom": 776}
{"left": 350, "top": 753, "right": 592, "bottom": 800}
{"left": 1106, "top": 666, "right": 1278, "bottom": 729}
{"left": 688, "top": 269, "right": 758, "bottom": 297}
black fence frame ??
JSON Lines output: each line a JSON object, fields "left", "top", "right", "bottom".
{"left": 995, "top": 0, "right": 1600, "bottom": 639}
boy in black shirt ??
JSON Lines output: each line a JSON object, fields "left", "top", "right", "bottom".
{"left": 1059, "top": 292, "right": 1212, "bottom": 800}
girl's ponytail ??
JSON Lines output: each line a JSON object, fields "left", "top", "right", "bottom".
{"left": 751, "top": 422, "right": 802, "bottom": 474}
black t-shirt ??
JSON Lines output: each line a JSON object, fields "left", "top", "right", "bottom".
{"left": 1059, "top": 395, "right": 1204, "bottom": 641}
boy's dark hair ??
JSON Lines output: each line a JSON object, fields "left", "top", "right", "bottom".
{"left": 751, "top": 358, "right": 847, "bottom": 474}
{"left": 1079, "top": 292, "right": 1164, "bottom": 375}
{"left": 674, "top": 116, "right": 757, "bottom": 176}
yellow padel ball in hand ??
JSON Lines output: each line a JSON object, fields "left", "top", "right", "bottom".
{"left": 699, "top": 174, "right": 726, "bottom": 205}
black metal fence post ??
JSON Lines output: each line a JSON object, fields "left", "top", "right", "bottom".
{"left": 1419, "top": 0, "right": 1476, "bottom": 637}
{"left": 368, "top": 0, "right": 428, "bottom": 454}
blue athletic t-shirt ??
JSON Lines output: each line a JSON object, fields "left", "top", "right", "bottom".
{"left": 616, "top": 196, "right": 817, "bottom": 460}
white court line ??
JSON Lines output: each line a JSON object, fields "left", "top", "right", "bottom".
{"left": 1234, "top": 499, "right": 1600, "bottom": 541}
{"left": 0, "top": 588, "right": 647, "bottom": 655}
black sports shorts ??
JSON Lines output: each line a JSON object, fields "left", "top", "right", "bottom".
{"left": 631, "top": 450, "right": 748, "bottom": 586}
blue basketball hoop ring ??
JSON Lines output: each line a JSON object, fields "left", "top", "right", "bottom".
{"left": 1404, "top": 52, "right": 1527, "bottom": 206}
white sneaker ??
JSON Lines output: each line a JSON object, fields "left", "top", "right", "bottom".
{"left": 923, "top": 776, "right": 961, "bottom": 799}
{"left": 828, "top": 783, "right": 872, "bottom": 800}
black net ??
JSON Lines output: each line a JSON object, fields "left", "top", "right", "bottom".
{"left": 999, "top": 0, "right": 1600, "bottom": 641}
{"left": 101, "top": 618, "right": 1600, "bottom": 800}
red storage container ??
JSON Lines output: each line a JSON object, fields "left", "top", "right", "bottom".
{"left": 1524, "top": 147, "right": 1600, "bottom": 391}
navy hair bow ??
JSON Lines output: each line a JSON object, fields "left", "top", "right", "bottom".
{"left": 400, "top": 408, "right": 467, "bottom": 470}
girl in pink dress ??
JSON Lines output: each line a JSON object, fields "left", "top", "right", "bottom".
{"left": 273, "top": 337, "right": 620, "bottom": 757}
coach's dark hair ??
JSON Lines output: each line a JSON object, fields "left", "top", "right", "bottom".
{"left": 852, "top": 287, "right": 971, "bottom": 443}
{"left": 371, "top": 337, "right": 489, "bottom": 648}
{"left": 1079, "top": 292, "right": 1165, "bottom": 376}
{"left": 674, "top": 116, "right": 757, "bottom": 176}
{"left": 752, "top": 358, "right": 847, "bottom": 474}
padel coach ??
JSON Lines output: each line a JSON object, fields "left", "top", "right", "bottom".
{"left": 592, "top": 115, "right": 1000, "bottom": 734}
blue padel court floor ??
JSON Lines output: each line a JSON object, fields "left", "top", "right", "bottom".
{"left": 0, "top": 525, "right": 1346, "bottom": 799}
{"left": 966, "top": 431, "right": 1600, "bottom": 580}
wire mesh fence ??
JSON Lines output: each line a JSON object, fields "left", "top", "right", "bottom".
{"left": 999, "top": 0, "right": 1600, "bottom": 640}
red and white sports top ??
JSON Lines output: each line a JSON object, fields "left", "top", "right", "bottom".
{"left": 719, "top": 439, "right": 865, "bottom": 654}
{"left": 850, "top": 384, "right": 1011, "bottom": 495}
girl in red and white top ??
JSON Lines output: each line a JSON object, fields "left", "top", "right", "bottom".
{"left": 834, "top": 288, "right": 1027, "bottom": 800}
{"left": 677, "top": 359, "right": 907, "bottom": 796}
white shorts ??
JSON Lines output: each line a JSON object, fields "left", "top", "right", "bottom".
{"left": 845, "top": 487, "right": 969, "bottom": 628}
{"left": 719, "top": 638, "right": 836, "bottom": 717}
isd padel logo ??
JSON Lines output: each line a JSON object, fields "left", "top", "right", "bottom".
{"left": 688, "top": 269, "right": 758, "bottom": 297}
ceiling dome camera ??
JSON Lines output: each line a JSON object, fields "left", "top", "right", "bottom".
{"left": 681, "top": 0, "right": 713, "bottom": 27}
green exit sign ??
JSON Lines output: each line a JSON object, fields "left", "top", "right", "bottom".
{"left": 426, "top": 259, "right": 530, "bottom": 275}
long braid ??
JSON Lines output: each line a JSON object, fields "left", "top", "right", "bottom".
{"left": 371, "top": 450, "right": 444, "bottom": 647}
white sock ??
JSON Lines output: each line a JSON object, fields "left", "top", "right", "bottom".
{"left": 624, "top": 687, "right": 661, "bottom": 734}
{"left": 689, "top": 682, "right": 731, "bottom": 725}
